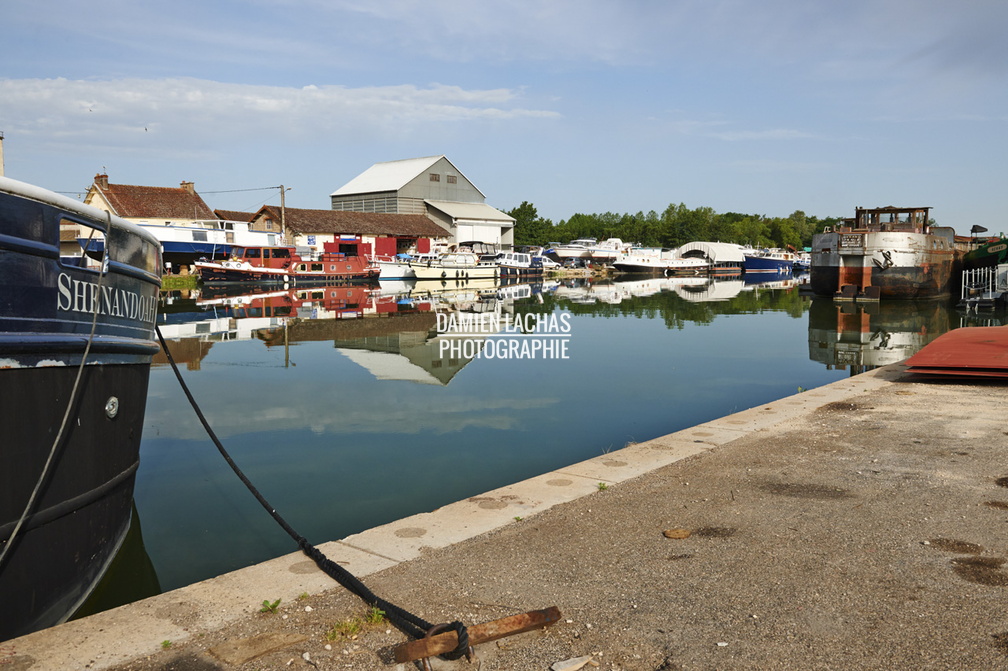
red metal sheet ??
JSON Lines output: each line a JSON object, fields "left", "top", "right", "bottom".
{"left": 905, "top": 366, "right": 1008, "bottom": 378}
{"left": 905, "top": 326, "right": 1008, "bottom": 375}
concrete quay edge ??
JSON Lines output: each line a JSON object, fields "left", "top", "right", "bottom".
{"left": 5, "top": 365, "right": 902, "bottom": 670}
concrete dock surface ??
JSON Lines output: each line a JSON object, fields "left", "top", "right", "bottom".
{"left": 5, "top": 363, "right": 1008, "bottom": 670}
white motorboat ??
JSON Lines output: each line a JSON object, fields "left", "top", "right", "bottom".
{"left": 613, "top": 248, "right": 709, "bottom": 276}
{"left": 588, "top": 238, "right": 631, "bottom": 264}
{"left": 374, "top": 254, "right": 417, "bottom": 280}
{"left": 495, "top": 251, "right": 543, "bottom": 276}
{"left": 550, "top": 238, "right": 596, "bottom": 260}
{"left": 410, "top": 252, "right": 500, "bottom": 280}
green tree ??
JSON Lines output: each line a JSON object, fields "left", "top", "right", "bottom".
{"left": 507, "top": 200, "right": 842, "bottom": 250}
{"left": 508, "top": 201, "right": 553, "bottom": 246}
{"left": 767, "top": 216, "right": 802, "bottom": 250}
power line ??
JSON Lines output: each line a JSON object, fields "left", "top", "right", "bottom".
{"left": 200, "top": 186, "right": 283, "bottom": 195}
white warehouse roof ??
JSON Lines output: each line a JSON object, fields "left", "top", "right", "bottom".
{"left": 425, "top": 200, "right": 515, "bottom": 224}
{"left": 331, "top": 156, "right": 483, "bottom": 197}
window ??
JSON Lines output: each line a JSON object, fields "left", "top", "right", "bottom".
{"left": 192, "top": 231, "right": 208, "bottom": 242}
{"left": 429, "top": 173, "right": 440, "bottom": 182}
{"left": 447, "top": 175, "right": 457, "bottom": 184}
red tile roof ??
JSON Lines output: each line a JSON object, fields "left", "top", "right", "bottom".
{"left": 258, "top": 205, "right": 446, "bottom": 238}
{"left": 92, "top": 176, "right": 215, "bottom": 219}
{"left": 214, "top": 209, "right": 256, "bottom": 222}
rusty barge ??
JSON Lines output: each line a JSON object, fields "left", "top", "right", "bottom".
{"left": 809, "top": 206, "right": 957, "bottom": 300}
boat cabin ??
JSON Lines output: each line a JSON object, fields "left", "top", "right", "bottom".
{"left": 229, "top": 245, "right": 297, "bottom": 269}
{"left": 230, "top": 239, "right": 367, "bottom": 268}
{"left": 828, "top": 206, "right": 932, "bottom": 234}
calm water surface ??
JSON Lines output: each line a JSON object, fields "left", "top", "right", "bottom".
{"left": 93, "top": 274, "right": 985, "bottom": 607}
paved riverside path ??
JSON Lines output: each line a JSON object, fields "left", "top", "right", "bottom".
{"left": 5, "top": 363, "right": 1008, "bottom": 670}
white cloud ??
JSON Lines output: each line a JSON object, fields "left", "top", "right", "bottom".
{"left": 0, "top": 77, "right": 560, "bottom": 146}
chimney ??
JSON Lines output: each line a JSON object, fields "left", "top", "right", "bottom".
{"left": 95, "top": 173, "right": 109, "bottom": 189}
{"left": 180, "top": 181, "right": 195, "bottom": 195}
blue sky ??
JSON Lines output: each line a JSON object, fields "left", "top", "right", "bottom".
{"left": 3, "top": 0, "right": 1006, "bottom": 233}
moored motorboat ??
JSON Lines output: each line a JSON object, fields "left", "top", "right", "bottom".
{"left": 743, "top": 247, "right": 795, "bottom": 274}
{"left": 810, "top": 206, "right": 956, "bottom": 300}
{"left": 550, "top": 238, "right": 596, "bottom": 261}
{"left": 495, "top": 250, "right": 543, "bottom": 277}
{"left": 194, "top": 241, "right": 378, "bottom": 285}
{"left": 126, "top": 219, "right": 281, "bottom": 270}
{"left": 0, "top": 176, "right": 162, "bottom": 640}
{"left": 962, "top": 234, "right": 1008, "bottom": 271}
{"left": 587, "top": 238, "right": 630, "bottom": 264}
{"left": 613, "top": 247, "right": 709, "bottom": 276}
{"left": 373, "top": 253, "right": 417, "bottom": 280}
{"left": 409, "top": 251, "right": 499, "bottom": 280}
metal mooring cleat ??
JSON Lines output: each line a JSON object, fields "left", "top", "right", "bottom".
{"left": 393, "top": 606, "right": 562, "bottom": 666}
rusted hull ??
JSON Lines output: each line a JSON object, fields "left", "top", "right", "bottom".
{"left": 810, "top": 262, "right": 954, "bottom": 299}
{"left": 810, "top": 228, "right": 956, "bottom": 300}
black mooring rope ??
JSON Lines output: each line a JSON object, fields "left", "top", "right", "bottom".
{"left": 154, "top": 324, "right": 470, "bottom": 658}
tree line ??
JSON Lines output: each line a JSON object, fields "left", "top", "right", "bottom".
{"left": 507, "top": 201, "right": 844, "bottom": 251}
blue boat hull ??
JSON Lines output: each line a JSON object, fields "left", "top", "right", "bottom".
{"left": 744, "top": 255, "right": 794, "bottom": 273}
{"left": 1, "top": 177, "right": 161, "bottom": 640}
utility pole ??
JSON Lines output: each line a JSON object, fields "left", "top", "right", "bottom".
{"left": 279, "top": 184, "right": 287, "bottom": 242}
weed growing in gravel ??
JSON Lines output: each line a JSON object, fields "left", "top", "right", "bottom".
{"left": 326, "top": 607, "right": 387, "bottom": 641}
{"left": 326, "top": 617, "right": 361, "bottom": 640}
{"left": 259, "top": 598, "right": 281, "bottom": 614}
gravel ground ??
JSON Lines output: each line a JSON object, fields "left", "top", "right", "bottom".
{"left": 83, "top": 369, "right": 1008, "bottom": 670}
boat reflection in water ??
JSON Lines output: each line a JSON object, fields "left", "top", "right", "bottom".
{"left": 554, "top": 274, "right": 799, "bottom": 306}
{"left": 807, "top": 298, "right": 953, "bottom": 375}
{"left": 156, "top": 278, "right": 558, "bottom": 386}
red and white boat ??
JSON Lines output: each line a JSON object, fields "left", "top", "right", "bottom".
{"left": 195, "top": 240, "right": 378, "bottom": 285}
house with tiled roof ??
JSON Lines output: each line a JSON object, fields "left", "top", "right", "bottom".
{"left": 83, "top": 175, "right": 287, "bottom": 272}
{"left": 213, "top": 208, "right": 280, "bottom": 236}
{"left": 84, "top": 174, "right": 215, "bottom": 223}
{"left": 249, "top": 205, "right": 448, "bottom": 258}
{"left": 213, "top": 209, "right": 254, "bottom": 223}
{"left": 331, "top": 156, "right": 515, "bottom": 248}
